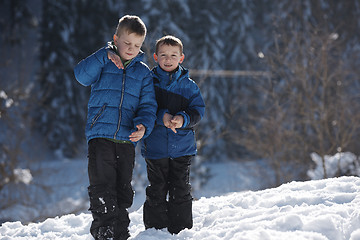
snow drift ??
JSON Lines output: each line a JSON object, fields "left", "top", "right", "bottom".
{"left": 1, "top": 176, "right": 360, "bottom": 240}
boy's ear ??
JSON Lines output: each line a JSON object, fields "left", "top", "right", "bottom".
{"left": 113, "top": 34, "right": 118, "bottom": 43}
{"left": 179, "top": 53, "right": 185, "bottom": 63}
{"left": 153, "top": 53, "right": 158, "bottom": 62}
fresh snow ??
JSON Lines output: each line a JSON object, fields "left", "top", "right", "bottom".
{"left": 1, "top": 176, "right": 360, "bottom": 240}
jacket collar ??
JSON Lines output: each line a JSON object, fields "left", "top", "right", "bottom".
{"left": 154, "top": 65, "right": 188, "bottom": 86}
{"left": 107, "top": 41, "right": 144, "bottom": 68}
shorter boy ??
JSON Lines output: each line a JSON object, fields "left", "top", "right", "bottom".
{"left": 74, "top": 15, "right": 157, "bottom": 240}
{"left": 141, "top": 35, "right": 205, "bottom": 234}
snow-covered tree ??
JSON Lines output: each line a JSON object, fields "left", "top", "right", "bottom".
{"left": 0, "top": 0, "right": 41, "bottom": 211}
{"left": 2, "top": 0, "right": 360, "bottom": 188}
{"left": 35, "top": 0, "right": 121, "bottom": 157}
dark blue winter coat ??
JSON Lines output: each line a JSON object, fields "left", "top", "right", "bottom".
{"left": 141, "top": 65, "right": 205, "bottom": 159}
{"left": 74, "top": 45, "right": 157, "bottom": 144}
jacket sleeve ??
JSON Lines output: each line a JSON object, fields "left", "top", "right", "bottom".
{"left": 74, "top": 47, "right": 110, "bottom": 86}
{"left": 133, "top": 71, "right": 158, "bottom": 139}
{"left": 156, "top": 108, "right": 169, "bottom": 126}
{"left": 177, "top": 83, "right": 205, "bottom": 128}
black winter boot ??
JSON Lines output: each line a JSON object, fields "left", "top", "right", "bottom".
{"left": 93, "top": 225, "right": 130, "bottom": 240}
{"left": 95, "top": 226, "right": 114, "bottom": 240}
{"left": 143, "top": 200, "right": 168, "bottom": 229}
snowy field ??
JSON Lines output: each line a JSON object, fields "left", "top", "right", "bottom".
{"left": 1, "top": 152, "right": 360, "bottom": 239}
{"left": 0, "top": 153, "right": 266, "bottom": 225}
{"left": 1, "top": 176, "right": 360, "bottom": 239}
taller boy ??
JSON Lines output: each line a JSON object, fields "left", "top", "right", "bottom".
{"left": 74, "top": 15, "right": 157, "bottom": 240}
{"left": 142, "top": 35, "right": 205, "bottom": 234}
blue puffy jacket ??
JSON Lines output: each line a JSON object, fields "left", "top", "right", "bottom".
{"left": 141, "top": 65, "right": 205, "bottom": 159}
{"left": 74, "top": 45, "right": 157, "bottom": 144}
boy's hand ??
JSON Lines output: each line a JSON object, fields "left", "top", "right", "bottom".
{"left": 170, "top": 115, "right": 184, "bottom": 133}
{"left": 129, "top": 124, "right": 145, "bottom": 142}
{"left": 107, "top": 51, "right": 124, "bottom": 69}
{"left": 163, "top": 113, "right": 177, "bottom": 133}
{"left": 163, "top": 113, "right": 173, "bottom": 128}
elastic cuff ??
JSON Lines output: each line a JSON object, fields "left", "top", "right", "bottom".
{"left": 157, "top": 109, "right": 169, "bottom": 125}
{"left": 177, "top": 111, "right": 189, "bottom": 128}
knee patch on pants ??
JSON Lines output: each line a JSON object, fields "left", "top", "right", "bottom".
{"left": 88, "top": 185, "right": 117, "bottom": 214}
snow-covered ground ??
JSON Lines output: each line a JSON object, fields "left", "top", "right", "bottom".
{"left": 0, "top": 151, "right": 266, "bottom": 225}
{"left": 1, "top": 176, "right": 360, "bottom": 239}
{"left": 1, "top": 151, "right": 360, "bottom": 239}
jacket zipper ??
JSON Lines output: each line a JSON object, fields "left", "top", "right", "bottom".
{"left": 113, "top": 69, "right": 126, "bottom": 139}
{"left": 168, "top": 72, "right": 172, "bottom": 86}
{"left": 167, "top": 72, "right": 171, "bottom": 157}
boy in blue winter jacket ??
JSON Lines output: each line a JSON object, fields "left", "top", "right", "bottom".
{"left": 74, "top": 15, "right": 157, "bottom": 240}
{"left": 141, "top": 35, "right": 205, "bottom": 234}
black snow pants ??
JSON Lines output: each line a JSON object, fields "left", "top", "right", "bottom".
{"left": 87, "top": 138, "right": 135, "bottom": 240}
{"left": 143, "top": 156, "right": 193, "bottom": 234}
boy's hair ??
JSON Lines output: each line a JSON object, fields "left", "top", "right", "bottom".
{"left": 155, "top": 35, "right": 183, "bottom": 54}
{"left": 115, "top": 15, "right": 147, "bottom": 37}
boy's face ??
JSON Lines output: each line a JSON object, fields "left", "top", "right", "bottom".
{"left": 154, "top": 44, "right": 184, "bottom": 72}
{"left": 113, "top": 31, "right": 145, "bottom": 61}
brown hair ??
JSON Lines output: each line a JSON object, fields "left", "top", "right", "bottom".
{"left": 155, "top": 35, "right": 183, "bottom": 54}
{"left": 115, "top": 15, "right": 147, "bottom": 37}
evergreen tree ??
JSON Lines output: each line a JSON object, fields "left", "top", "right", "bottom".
{"left": 1, "top": 0, "right": 360, "bottom": 191}
{"left": 183, "top": 0, "right": 266, "bottom": 160}
{"left": 0, "top": 0, "right": 42, "bottom": 208}
{"left": 35, "top": 0, "right": 120, "bottom": 157}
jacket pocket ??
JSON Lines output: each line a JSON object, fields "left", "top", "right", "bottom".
{"left": 90, "top": 103, "right": 107, "bottom": 128}
{"left": 171, "top": 129, "right": 196, "bottom": 155}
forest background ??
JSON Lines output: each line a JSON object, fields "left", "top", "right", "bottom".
{"left": 1, "top": 0, "right": 360, "bottom": 220}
